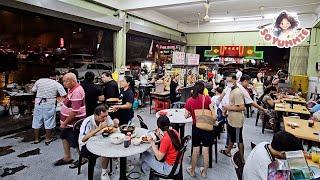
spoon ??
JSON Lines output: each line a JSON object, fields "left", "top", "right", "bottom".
{"left": 126, "top": 120, "right": 132, "bottom": 129}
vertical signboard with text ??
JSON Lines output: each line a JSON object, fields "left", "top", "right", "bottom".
{"left": 186, "top": 53, "right": 200, "bottom": 65}
{"left": 172, "top": 51, "right": 185, "bottom": 65}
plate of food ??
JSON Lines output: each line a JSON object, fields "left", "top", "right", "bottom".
{"left": 119, "top": 125, "right": 135, "bottom": 134}
{"left": 102, "top": 126, "right": 117, "bottom": 137}
{"left": 140, "top": 135, "right": 149, "bottom": 143}
{"left": 159, "top": 110, "right": 168, "bottom": 116}
{"left": 287, "top": 122, "right": 299, "bottom": 128}
{"left": 276, "top": 104, "right": 285, "bottom": 108}
{"left": 102, "top": 126, "right": 116, "bottom": 133}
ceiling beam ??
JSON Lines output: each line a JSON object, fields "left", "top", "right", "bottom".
{"left": 119, "top": 0, "right": 206, "bottom": 11}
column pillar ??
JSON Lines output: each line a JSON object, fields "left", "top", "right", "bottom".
{"left": 306, "top": 28, "right": 320, "bottom": 95}
{"left": 114, "top": 11, "right": 127, "bottom": 70}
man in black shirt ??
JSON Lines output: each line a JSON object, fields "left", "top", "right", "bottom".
{"left": 101, "top": 71, "right": 119, "bottom": 100}
{"left": 81, "top": 71, "right": 102, "bottom": 116}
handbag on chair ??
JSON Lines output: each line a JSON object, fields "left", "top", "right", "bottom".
{"left": 195, "top": 96, "right": 216, "bottom": 131}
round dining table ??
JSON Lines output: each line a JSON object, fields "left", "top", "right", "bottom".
{"left": 86, "top": 127, "right": 151, "bottom": 180}
{"left": 156, "top": 108, "right": 193, "bottom": 139}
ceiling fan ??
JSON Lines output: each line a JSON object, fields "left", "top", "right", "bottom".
{"left": 203, "top": 0, "right": 211, "bottom": 22}
{"left": 195, "top": 0, "right": 211, "bottom": 30}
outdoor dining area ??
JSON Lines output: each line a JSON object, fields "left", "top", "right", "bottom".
{"left": 2, "top": 1, "right": 320, "bottom": 179}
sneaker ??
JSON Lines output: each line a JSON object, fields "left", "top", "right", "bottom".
{"left": 101, "top": 172, "right": 110, "bottom": 180}
{"left": 126, "top": 165, "right": 134, "bottom": 173}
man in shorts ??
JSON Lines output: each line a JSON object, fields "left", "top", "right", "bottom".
{"left": 54, "top": 73, "right": 86, "bottom": 167}
{"left": 220, "top": 73, "right": 246, "bottom": 163}
{"left": 32, "top": 71, "right": 66, "bottom": 145}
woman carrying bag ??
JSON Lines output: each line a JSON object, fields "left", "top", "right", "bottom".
{"left": 185, "top": 81, "right": 216, "bottom": 178}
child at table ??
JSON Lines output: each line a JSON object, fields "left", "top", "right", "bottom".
{"left": 141, "top": 115, "right": 181, "bottom": 176}
{"left": 79, "top": 105, "right": 119, "bottom": 180}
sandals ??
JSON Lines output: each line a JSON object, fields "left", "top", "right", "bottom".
{"left": 45, "top": 137, "right": 57, "bottom": 145}
{"left": 33, "top": 137, "right": 45, "bottom": 144}
{"left": 69, "top": 159, "right": 88, "bottom": 169}
{"left": 220, "top": 150, "right": 232, "bottom": 157}
{"left": 54, "top": 158, "right": 73, "bottom": 166}
{"left": 200, "top": 167, "right": 207, "bottom": 179}
{"left": 186, "top": 166, "right": 195, "bottom": 178}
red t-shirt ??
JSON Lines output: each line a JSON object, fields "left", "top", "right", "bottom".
{"left": 159, "top": 130, "right": 180, "bottom": 165}
{"left": 185, "top": 95, "right": 211, "bottom": 124}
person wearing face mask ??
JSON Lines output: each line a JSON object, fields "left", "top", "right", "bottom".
{"left": 141, "top": 115, "right": 181, "bottom": 176}
{"left": 219, "top": 75, "right": 267, "bottom": 116}
{"left": 243, "top": 131, "right": 303, "bottom": 180}
{"left": 220, "top": 74, "right": 246, "bottom": 163}
{"left": 220, "top": 74, "right": 246, "bottom": 162}
{"left": 218, "top": 75, "right": 268, "bottom": 149}
{"left": 253, "top": 72, "right": 264, "bottom": 99}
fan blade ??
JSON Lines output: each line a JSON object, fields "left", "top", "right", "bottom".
{"left": 257, "top": 23, "right": 273, "bottom": 29}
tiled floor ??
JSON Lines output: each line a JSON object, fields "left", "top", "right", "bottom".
{"left": 0, "top": 107, "right": 273, "bottom": 180}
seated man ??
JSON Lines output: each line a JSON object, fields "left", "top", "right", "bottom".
{"left": 243, "top": 131, "right": 303, "bottom": 180}
{"left": 141, "top": 115, "right": 181, "bottom": 176}
{"left": 79, "top": 105, "right": 119, "bottom": 180}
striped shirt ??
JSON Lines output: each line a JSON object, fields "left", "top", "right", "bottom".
{"left": 78, "top": 115, "right": 113, "bottom": 149}
{"left": 32, "top": 78, "right": 66, "bottom": 105}
{"left": 60, "top": 84, "right": 86, "bottom": 127}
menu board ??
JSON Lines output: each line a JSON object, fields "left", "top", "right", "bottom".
{"left": 172, "top": 51, "right": 185, "bottom": 65}
{"left": 186, "top": 53, "right": 200, "bottom": 65}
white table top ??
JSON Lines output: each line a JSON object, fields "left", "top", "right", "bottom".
{"left": 86, "top": 127, "right": 151, "bottom": 158}
{"left": 156, "top": 108, "right": 193, "bottom": 124}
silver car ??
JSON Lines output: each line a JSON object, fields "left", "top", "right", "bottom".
{"left": 56, "top": 62, "right": 113, "bottom": 79}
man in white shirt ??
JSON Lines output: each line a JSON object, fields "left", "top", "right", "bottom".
{"left": 79, "top": 105, "right": 119, "bottom": 180}
{"left": 32, "top": 71, "right": 67, "bottom": 144}
{"left": 219, "top": 74, "right": 267, "bottom": 114}
{"left": 243, "top": 131, "right": 303, "bottom": 180}
{"left": 219, "top": 74, "right": 267, "bottom": 147}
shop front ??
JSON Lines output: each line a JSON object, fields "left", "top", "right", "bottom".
{"left": 0, "top": 5, "right": 119, "bottom": 123}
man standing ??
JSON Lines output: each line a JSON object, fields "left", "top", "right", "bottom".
{"left": 218, "top": 74, "right": 268, "bottom": 148}
{"left": 81, "top": 71, "right": 102, "bottom": 116}
{"left": 54, "top": 73, "right": 86, "bottom": 167}
{"left": 101, "top": 71, "right": 119, "bottom": 100}
{"left": 32, "top": 71, "right": 67, "bottom": 145}
{"left": 220, "top": 74, "right": 246, "bottom": 163}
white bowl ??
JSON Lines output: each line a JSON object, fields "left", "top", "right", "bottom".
{"left": 132, "top": 138, "right": 141, "bottom": 146}
{"left": 110, "top": 133, "right": 125, "bottom": 144}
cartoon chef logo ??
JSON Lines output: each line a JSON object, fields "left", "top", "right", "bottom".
{"left": 260, "top": 11, "right": 310, "bottom": 48}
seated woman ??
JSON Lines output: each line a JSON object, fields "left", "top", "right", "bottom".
{"left": 259, "top": 86, "right": 280, "bottom": 130}
{"left": 141, "top": 115, "right": 182, "bottom": 175}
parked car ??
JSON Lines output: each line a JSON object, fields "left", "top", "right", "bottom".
{"left": 55, "top": 62, "right": 113, "bottom": 79}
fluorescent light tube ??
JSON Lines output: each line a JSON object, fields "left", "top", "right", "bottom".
{"left": 210, "top": 18, "right": 234, "bottom": 23}
{"left": 235, "top": 16, "right": 263, "bottom": 21}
